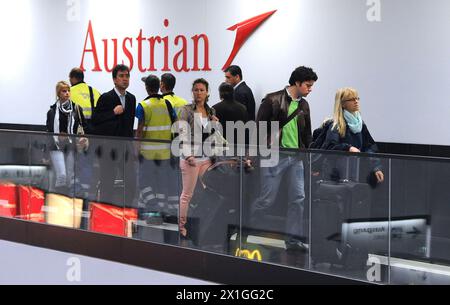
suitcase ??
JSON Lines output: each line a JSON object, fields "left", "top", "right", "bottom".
{"left": 311, "top": 156, "right": 372, "bottom": 267}
{"left": 0, "top": 182, "right": 18, "bottom": 217}
{"left": 44, "top": 193, "right": 83, "bottom": 228}
{"left": 89, "top": 202, "right": 137, "bottom": 237}
{"left": 17, "top": 186, "right": 45, "bottom": 222}
{"left": 186, "top": 160, "right": 240, "bottom": 248}
{"left": 311, "top": 179, "right": 372, "bottom": 267}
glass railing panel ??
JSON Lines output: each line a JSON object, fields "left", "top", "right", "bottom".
{"left": 310, "top": 151, "right": 390, "bottom": 284}
{"left": 28, "top": 133, "right": 80, "bottom": 229}
{"left": 85, "top": 136, "right": 128, "bottom": 237}
{"left": 389, "top": 156, "right": 450, "bottom": 285}
{"left": 0, "top": 131, "right": 35, "bottom": 221}
{"left": 241, "top": 148, "right": 310, "bottom": 268}
{"left": 132, "top": 138, "right": 179, "bottom": 245}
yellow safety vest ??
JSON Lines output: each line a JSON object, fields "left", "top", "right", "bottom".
{"left": 140, "top": 97, "right": 174, "bottom": 160}
{"left": 70, "top": 82, "right": 101, "bottom": 119}
{"left": 163, "top": 93, "right": 188, "bottom": 117}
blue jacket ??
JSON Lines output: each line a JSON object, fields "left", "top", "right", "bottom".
{"left": 322, "top": 122, "right": 378, "bottom": 153}
{"left": 321, "top": 122, "right": 382, "bottom": 177}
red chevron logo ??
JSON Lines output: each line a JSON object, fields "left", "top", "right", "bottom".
{"left": 222, "top": 10, "right": 277, "bottom": 71}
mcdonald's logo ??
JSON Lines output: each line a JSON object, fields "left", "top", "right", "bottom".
{"left": 235, "top": 248, "right": 263, "bottom": 261}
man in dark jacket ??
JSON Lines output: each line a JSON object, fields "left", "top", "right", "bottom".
{"left": 91, "top": 65, "right": 137, "bottom": 206}
{"left": 213, "top": 82, "right": 248, "bottom": 148}
{"left": 92, "top": 64, "right": 136, "bottom": 137}
{"left": 224, "top": 65, "right": 256, "bottom": 121}
{"left": 251, "top": 66, "right": 318, "bottom": 253}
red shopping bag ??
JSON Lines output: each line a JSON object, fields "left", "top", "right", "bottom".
{"left": 89, "top": 202, "right": 137, "bottom": 237}
{"left": 17, "top": 186, "right": 45, "bottom": 222}
{"left": 0, "top": 182, "right": 18, "bottom": 217}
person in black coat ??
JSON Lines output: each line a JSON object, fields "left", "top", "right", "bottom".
{"left": 46, "top": 82, "right": 87, "bottom": 138}
{"left": 212, "top": 82, "right": 248, "bottom": 148}
{"left": 224, "top": 65, "right": 256, "bottom": 121}
{"left": 91, "top": 65, "right": 137, "bottom": 206}
{"left": 46, "top": 81, "right": 87, "bottom": 189}
{"left": 91, "top": 65, "right": 136, "bottom": 137}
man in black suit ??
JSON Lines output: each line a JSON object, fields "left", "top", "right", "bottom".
{"left": 92, "top": 64, "right": 136, "bottom": 137}
{"left": 91, "top": 64, "right": 137, "bottom": 207}
{"left": 224, "top": 65, "right": 256, "bottom": 121}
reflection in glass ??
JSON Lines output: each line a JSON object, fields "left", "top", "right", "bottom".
{"left": 310, "top": 152, "right": 389, "bottom": 283}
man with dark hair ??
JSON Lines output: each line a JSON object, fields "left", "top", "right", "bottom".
{"left": 251, "top": 66, "right": 318, "bottom": 253}
{"left": 160, "top": 73, "right": 187, "bottom": 116}
{"left": 92, "top": 64, "right": 136, "bottom": 137}
{"left": 224, "top": 65, "right": 256, "bottom": 121}
{"left": 213, "top": 82, "right": 248, "bottom": 144}
{"left": 135, "top": 75, "right": 178, "bottom": 225}
{"left": 69, "top": 67, "right": 101, "bottom": 131}
{"left": 91, "top": 64, "right": 137, "bottom": 206}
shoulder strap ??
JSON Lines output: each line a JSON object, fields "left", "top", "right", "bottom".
{"left": 164, "top": 99, "right": 177, "bottom": 125}
{"left": 75, "top": 104, "right": 83, "bottom": 123}
{"left": 280, "top": 101, "right": 303, "bottom": 130}
{"left": 88, "top": 86, "right": 95, "bottom": 112}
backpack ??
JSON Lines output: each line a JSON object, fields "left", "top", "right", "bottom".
{"left": 309, "top": 119, "right": 333, "bottom": 149}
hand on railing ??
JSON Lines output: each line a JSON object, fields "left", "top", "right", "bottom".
{"left": 375, "top": 170, "right": 384, "bottom": 183}
{"left": 76, "top": 137, "right": 89, "bottom": 153}
{"left": 243, "top": 158, "right": 255, "bottom": 173}
{"left": 349, "top": 146, "right": 361, "bottom": 153}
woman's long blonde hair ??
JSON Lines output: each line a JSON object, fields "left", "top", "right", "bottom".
{"left": 332, "top": 87, "right": 359, "bottom": 138}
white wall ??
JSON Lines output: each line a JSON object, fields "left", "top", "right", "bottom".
{"left": 0, "top": 240, "right": 214, "bottom": 284}
{"left": 1, "top": 0, "right": 449, "bottom": 145}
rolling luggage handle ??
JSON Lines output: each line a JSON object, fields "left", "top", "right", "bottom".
{"left": 317, "top": 157, "right": 360, "bottom": 184}
{"left": 344, "top": 155, "right": 360, "bottom": 182}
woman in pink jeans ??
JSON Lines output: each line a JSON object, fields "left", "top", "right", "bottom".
{"left": 178, "top": 78, "right": 219, "bottom": 239}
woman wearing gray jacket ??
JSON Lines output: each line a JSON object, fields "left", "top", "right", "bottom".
{"left": 177, "top": 78, "right": 219, "bottom": 240}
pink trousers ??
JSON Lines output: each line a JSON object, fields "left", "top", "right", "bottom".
{"left": 179, "top": 159, "right": 212, "bottom": 237}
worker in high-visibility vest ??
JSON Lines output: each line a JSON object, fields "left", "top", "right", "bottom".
{"left": 160, "top": 73, "right": 187, "bottom": 117}
{"left": 136, "top": 74, "right": 177, "bottom": 225}
{"left": 69, "top": 68, "right": 101, "bottom": 130}
{"left": 68, "top": 68, "right": 101, "bottom": 207}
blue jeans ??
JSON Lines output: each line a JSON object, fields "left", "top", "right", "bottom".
{"left": 74, "top": 150, "right": 95, "bottom": 199}
{"left": 251, "top": 156, "right": 306, "bottom": 243}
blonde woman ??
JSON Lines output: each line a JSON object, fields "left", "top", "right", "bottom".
{"left": 322, "top": 87, "right": 384, "bottom": 183}
{"left": 46, "top": 81, "right": 86, "bottom": 136}
{"left": 46, "top": 81, "right": 87, "bottom": 188}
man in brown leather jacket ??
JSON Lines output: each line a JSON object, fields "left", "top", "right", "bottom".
{"left": 251, "top": 66, "right": 318, "bottom": 252}
{"left": 256, "top": 67, "right": 316, "bottom": 149}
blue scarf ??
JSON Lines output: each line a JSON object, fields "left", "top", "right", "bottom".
{"left": 343, "top": 110, "right": 363, "bottom": 134}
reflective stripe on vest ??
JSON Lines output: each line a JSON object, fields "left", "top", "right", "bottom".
{"left": 143, "top": 125, "right": 172, "bottom": 132}
{"left": 140, "top": 98, "right": 173, "bottom": 160}
{"left": 141, "top": 144, "right": 171, "bottom": 150}
{"left": 82, "top": 107, "right": 92, "bottom": 118}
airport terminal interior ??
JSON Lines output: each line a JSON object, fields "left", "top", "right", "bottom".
{"left": 1, "top": 0, "right": 450, "bottom": 285}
